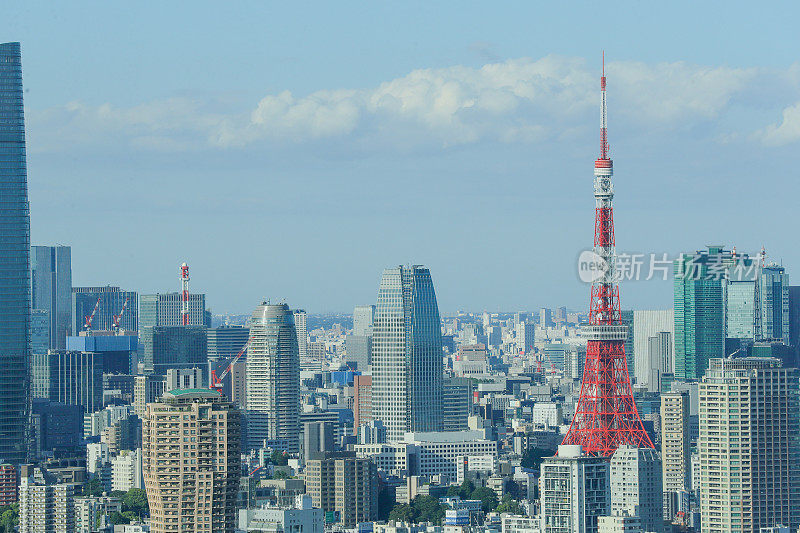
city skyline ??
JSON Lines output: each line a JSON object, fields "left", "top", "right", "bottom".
{"left": 2, "top": 3, "right": 800, "bottom": 313}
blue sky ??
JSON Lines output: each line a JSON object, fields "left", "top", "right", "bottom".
{"left": 4, "top": 1, "right": 800, "bottom": 313}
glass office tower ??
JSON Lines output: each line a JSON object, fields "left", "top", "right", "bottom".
{"left": 31, "top": 245, "right": 72, "bottom": 349}
{"left": 673, "top": 247, "right": 728, "bottom": 381}
{"left": 0, "top": 42, "right": 31, "bottom": 464}
{"left": 372, "top": 265, "right": 443, "bottom": 442}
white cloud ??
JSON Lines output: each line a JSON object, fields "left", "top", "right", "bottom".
{"left": 25, "top": 55, "right": 789, "bottom": 152}
{"left": 757, "top": 102, "right": 800, "bottom": 146}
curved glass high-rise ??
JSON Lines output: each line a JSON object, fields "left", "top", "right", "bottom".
{"left": 372, "top": 265, "right": 443, "bottom": 442}
{"left": 0, "top": 42, "right": 31, "bottom": 464}
{"left": 246, "top": 303, "right": 300, "bottom": 452}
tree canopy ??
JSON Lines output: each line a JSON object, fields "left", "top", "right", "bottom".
{"left": 0, "top": 504, "right": 18, "bottom": 533}
{"left": 520, "top": 447, "right": 556, "bottom": 471}
{"left": 122, "top": 488, "right": 149, "bottom": 518}
{"left": 470, "top": 486, "right": 499, "bottom": 513}
{"left": 388, "top": 495, "right": 446, "bottom": 525}
{"left": 496, "top": 495, "right": 525, "bottom": 515}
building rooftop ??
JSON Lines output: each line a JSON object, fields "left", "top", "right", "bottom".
{"left": 164, "top": 388, "right": 222, "bottom": 399}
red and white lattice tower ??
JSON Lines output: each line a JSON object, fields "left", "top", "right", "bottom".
{"left": 561, "top": 55, "right": 654, "bottom": 457}
{"left": 180, "top": 262, "right": 190, "bottom": 326}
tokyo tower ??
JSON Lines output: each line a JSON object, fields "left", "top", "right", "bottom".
{"left": 561, "top": 55, "right": 654, "bottom": 456}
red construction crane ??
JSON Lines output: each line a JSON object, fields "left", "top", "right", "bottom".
{"left": 83, "top": 295, "right": 102, "bottom": 331}
{"left": 112, "top": 297, "right": 130, "bottom": 332}
{"left": 209, "top": 337, "right": 252, "bottom": 392}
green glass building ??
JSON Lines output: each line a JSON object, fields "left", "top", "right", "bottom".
{"left": 674, "top": 246, "right": 729, "bottom": 380}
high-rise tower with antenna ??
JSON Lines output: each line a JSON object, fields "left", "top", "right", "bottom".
{"left": 561, "top": 55, "right": 654, "bottom": 456}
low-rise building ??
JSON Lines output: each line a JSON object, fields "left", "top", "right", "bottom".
{"left": 238, "top": 495, "right": 323, "bottom": 533}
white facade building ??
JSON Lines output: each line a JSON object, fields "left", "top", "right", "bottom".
{"left": 540, "top": 445, "right": 609, "bottom": 533}
{"left": 609, "top": 446, "right": 662, "bottom": 533}
{"left": 355, "top": 430, "right": 496, "bottom": 480}
{"left": 597, "top": 516, "right": 641, "bottom": 533}
{"left": 111, "top": 448, "right": 144, "bottom": 492}
{"left": 238, "top": 495, "right": 323, "bottom": 533}
{"left": 247, "top": 303, "right": 301, "bottom": 452}
{"left": 532, "top": 402, "right": 562, "bottom": 427}
{"left": 19, "top": 466, "right": 75, "bottom": 533}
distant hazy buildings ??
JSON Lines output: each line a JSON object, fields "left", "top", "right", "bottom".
{"left": 699, "top": 357, "right": 800, "bottom": 533}
{"left": 140, "top": 292, "right": 210, "bottom": 328}
{"left": 246, "top": 303, "right": 300, "bottom": 452}
{"left": 632, "top": 310, "right": 674, "bottom": 390}
{"left": 372, "top": 265, "right": 444, "bottom": 442}
{"left": 31, "top": 245, "right": 72, "bottom": 350}
{"left": 516, "top": 321, "right": 535, "bottom": 355}
{"left": 143, "top": 389, "right": 241, "bottom": 533}
{"left": 347, "top": 305, "right": 375, "bottom": 371}
{"left": 0, "top": 41, "right": 32, "bottom": 464}
{"left": 72, "top": 286, "right": 138, "bottom": 333}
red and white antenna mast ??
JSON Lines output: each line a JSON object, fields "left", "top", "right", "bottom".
{"left": 561, "top": 54, "right": 653, "bottom": 456}
{"left": 180, "top": 262, "right": 190, "bottom": 326}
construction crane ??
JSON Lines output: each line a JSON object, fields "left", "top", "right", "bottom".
{"left": 83, "top": 295, "right": 102, "bottom": 331}
{"left": 209, "top": 337, "right": 252, "bottom": 392}
{"left": 112, "top": 297, "right": 130, "bottom": 333}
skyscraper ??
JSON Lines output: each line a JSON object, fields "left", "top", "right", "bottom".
{"left": 673, "top": 246, "right": 730, "bottom": 380}
{"left": 645, "top": 332, "right": 672, "bottom": 393}
{"left": 293, "top": 309, "right": 311, "bottom": 370}
{"left": 632, "top": 310, "right": 673, "bottom": 388}
{"left": 0, "top": 42, "right": 32, "bottom": 464}
{"left": 71, "top": 286, "right": 138, "bottom": 334}
{"left": 353, "top": 305, "right": 375, "bottom": 336}
{"left": 699, "top": 357, "right": 800, "bottom": 533}
{"left": 347, "top": 304, "right": 375, "bottom": 371}
{"left": 660, "top": 391, "right": 690, "bottom": 520}
{"left": 726, "top": 253, "right": 758, "bottom": 341}
{"left": 31, "top": 350, "right": 104, "bottom": 413}
{"left": 31, "top": 245, "right": 72, "bottom": 350}
{"left": 140, "top": 292, "right": 210, "bottom": 329}
{"left": 760, "top": 264, "right": 790, "bottom": 344}
{"left": 516, "top": 321, "right": 535, "bottom": 354}
{"left": 246, "top": 303, "right": 300, "bottom": 452}
{"left": 372, "top": 265, "right": 443, "bottom": 442}
{"left": 143, "top": 389, "right": 241, "bottom": 533}
{"left": 539, "top": 308, "right": 554, "bottom": 327}
{"left": 139, "top": 326, "right": 207, "bottom": 377}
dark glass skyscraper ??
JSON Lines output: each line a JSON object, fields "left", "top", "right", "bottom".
{"left": 0, "top": 42, "right": 31, "bottom": 464}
